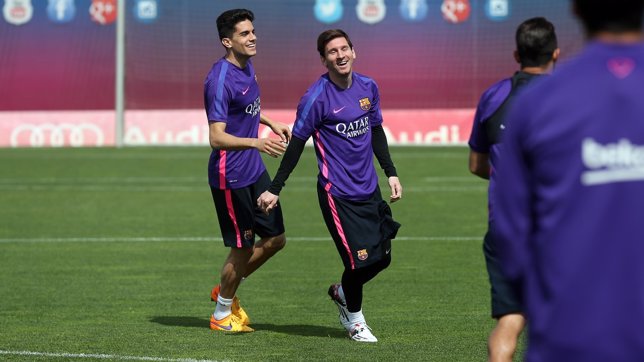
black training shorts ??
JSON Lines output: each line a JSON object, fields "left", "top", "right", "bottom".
{"left": 210, "top": 171, "right": 285, "bottom": 248}
{"left": 317, "top": 183, "right": 401, "bottom": 270}
{"left": 483, "top": 228, "right": 523, "bottom": 318}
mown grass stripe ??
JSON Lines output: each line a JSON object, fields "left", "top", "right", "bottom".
{"left": 0, "top": 236, "right": 480, "bottom": 243}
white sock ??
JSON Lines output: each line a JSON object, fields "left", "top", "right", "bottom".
{"left": 347, "top": 309, "right": 366, "bottom": 326}
{"left": 214, "top": 295, "right": 233, "bottom": 320}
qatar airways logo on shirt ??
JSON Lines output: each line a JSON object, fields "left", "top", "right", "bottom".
{"left": 245, "top": 97, "right": 260, "bottom": 117}
{"left": 581, "top": 137, "right": 644, "bottom": 186}
{"left": 336, "top": 116, "right": 369, "bottom": 138}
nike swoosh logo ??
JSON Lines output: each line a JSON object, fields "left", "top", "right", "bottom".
{"left": 242, "top": 86, "right": 250, "bottom": 95}
{"left": 211, "top": 320, "right": 233, "bottom": 330}
{"left": 385, "top": 249, "right": 391, "bottom": 255}
{"left": 333, "top": 106, "right": 346, "bottom": 114}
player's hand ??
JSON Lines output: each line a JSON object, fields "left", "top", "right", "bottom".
{"left": 255, "top": 138, "right": 287, "bottom": 157}
{"left": 388, "top": 176, "right": 402, "bottom": 203}
{"left": 270, "top": 122, "right": 292, "bottom": 143}
{"left": 257, "top": 191, "right": 279, "bottom": 215}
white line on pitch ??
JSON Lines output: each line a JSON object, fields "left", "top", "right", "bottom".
{"left": 0, "top": 176, "right": 317, "bottom": 184}
{"left": 0, "top": 349, "right": 225, "bottom": 362}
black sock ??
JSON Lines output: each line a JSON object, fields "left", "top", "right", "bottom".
{"left": 341, "top": 254, "right": 392, "bottom": 312}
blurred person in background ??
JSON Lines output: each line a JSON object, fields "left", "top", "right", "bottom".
{"left": 204, "top": 8, "right": 291, "bottom": 333}
{"left": 257, "top": 29, "right": 402, "bottom": 343}
{"left": 493, "top": 0, "right": 644, "bottom": 360}
{"left": 468, "top": 17, "right": 559, "bottom": 362}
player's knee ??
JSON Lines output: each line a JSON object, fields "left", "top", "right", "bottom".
{"left": 229, "top": 246, "right": 253, "bottom": 261}
{"left": 497, "top": 313, "right": 525, "bottom": 333}
{"left": 269, "top": 233, "right": 286, "bottom": 251}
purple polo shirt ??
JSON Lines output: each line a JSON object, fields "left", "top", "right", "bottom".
{"left": 494, "top": 41, "right": 644, "bottom": 361}
{"left": 292, "top": 72, "right": 383, "bottom": 200}
{"left": 204, "top": 58, "right": 265, "bottom": 189}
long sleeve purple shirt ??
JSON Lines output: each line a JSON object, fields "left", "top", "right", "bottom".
{"left": 292, "top": 72, "right": 383, "bottom": 200}
{"left": 493, "top": 41, "right": 644, "bottom": 361}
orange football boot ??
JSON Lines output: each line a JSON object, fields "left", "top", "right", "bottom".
{"left": 209, "top": 313, "right": 254, "bottom": 332}
{"left": 210, "top": 284, "right": 250, "bottom": 326}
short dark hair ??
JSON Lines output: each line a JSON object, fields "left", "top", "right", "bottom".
{"left": 216, "top": 9, "right": 254, "bottom": 40}
{"left": 317, "top": 29, "right": 353, "bottom": 57}
{"left": 516, "top": 17, "right": 558, "bottom": 68}
{"left": 574, "top": 0, "right": 644, "bottom": 35}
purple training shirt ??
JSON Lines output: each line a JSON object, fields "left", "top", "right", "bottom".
{"left": 292, "top": 72, "right": 383, "bottom": 200}
{"left": 468, "top": 76, "right": 512, "bottom": 222}
{"left": 494, "top": 41, "right": 644, "bottom": 361}
{"left": 204, "top": 58, "right": 265, "bottom": 190}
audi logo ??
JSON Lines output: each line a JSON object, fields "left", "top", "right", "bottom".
{"left": 10, "top": 123, "right": 105, "bottom": 147}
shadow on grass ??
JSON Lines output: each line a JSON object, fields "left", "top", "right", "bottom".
{"left": 150, "top": 316, "right": 210, "bottom": 328}
{"left": 251, "top": 323, "right": 346, "bottom": 338}
{"left": 149, "top": 316, "right": 345, "bottom": 338}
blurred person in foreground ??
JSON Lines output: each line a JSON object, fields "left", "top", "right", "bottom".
{"left": 203, "top": 8, "right": 291, "bottom": 333}
{"left": 468, "top": 17, "right": 559, "bottom": 362}
{"left": 493, "top": 0, "right": 644, "bottom": 360}
{"left": 257, "top": 29, "right": 402, "bottom": 342}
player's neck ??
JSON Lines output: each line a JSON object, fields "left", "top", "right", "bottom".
{"left": 592, "top": 31, "right": 644, "bottom": 44}
{"left": 225, "top": 52, "right": 250, "bottom": 69}
{"left": 329, "top": 72, "right": 352, "bottom": 89}
{"left": 520, "top": 64, "right": 553, "bottom": 75}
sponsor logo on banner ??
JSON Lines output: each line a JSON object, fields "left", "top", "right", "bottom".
{"left": 314, "top": 0, "right": 342, "bottom": 24}
{"left": 356, "top": 0, "right": 386, "bottom": 25}
{"left": 0, "top": 109, "right": 474, "bottom": 148}
{"left": 3, "top": 0, "right": 33, "bottom": 26}
{"left": 441, "top": 0, "right": 470, "bottom": 24}
{"left": 10, "top": 123, "right": 105, "bottom": 147}
{"left": 133, "top": 0, "right": 157, "bottom": 23}
{"left": 47, "top": 0, "right": 76, "bottom": 23}
{"left": 89, "top": 0, "right": 116, "bottom": 25}
{"left": 123, "top": 125, "right": 209, "bottom": 145}
{"left": 399, "top": 0, "right": 428, "bottom": 22}
{"left": 485, "top": 0, "right": 509, "bottom": 21}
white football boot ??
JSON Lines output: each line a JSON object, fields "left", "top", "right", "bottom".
{"left": 328, "top": 283, "right": 351, "bottom": 329}
{"left": 348, "top": 322, "right": 378, "bottom": 343}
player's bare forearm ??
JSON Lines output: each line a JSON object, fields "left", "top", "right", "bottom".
{"left": 260, "top": 113, "right": 292, "bottom": 143}
{"left": 209, "top": 121, "right": 287, "bottom": 157}
{"left": 469, "top": 150, "right": 490, "bottom": 180}
{"left": 209, "top": 126, "right": 256, "bottom": 150}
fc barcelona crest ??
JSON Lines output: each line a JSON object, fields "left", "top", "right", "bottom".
{"left": 359, "top": 97, "right": 371, "bottom": 111}
{"left": 243, "top": 229, "right": 254, "bottom": 241}
{"left": 357, "top": 249, "right": 368, "bottom": 261}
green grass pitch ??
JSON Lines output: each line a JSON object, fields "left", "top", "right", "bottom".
{"left": 0, "top": 146, "right": 524, "bottom": 361}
